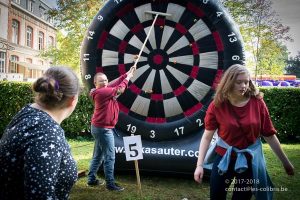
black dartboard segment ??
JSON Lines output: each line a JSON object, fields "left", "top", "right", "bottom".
{"left": 81, "top": 0, "right": 245, "bottom": 141}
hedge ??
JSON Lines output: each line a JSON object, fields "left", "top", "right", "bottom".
{"left": 0, "top": 81, "right": 93, "bottom": 138}
{"left": 260, "top": 87, "right": 300, "bottom": 142}
{"left": 0, "top": 81, "right": 299, "bottom": 142}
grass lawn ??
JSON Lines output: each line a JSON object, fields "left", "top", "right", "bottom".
{"left": 68, "top": 139, "right": 299, "bottom": 200}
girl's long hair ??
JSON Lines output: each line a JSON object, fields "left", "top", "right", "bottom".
{"left": 214, "top": 64, "right": 262, "bottom": 107}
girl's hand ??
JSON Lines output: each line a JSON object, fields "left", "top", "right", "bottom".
{"left": 283, "top": 162, "right": 295, "bottom": 175}
{"left": 194, "top": 165, "right": 204, "bottom": 183}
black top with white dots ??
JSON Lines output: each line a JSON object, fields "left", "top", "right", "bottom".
{"left": 0, "top": 105, "right": 77, "bottom": 200}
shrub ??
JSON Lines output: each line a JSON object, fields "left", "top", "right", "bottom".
{"left": 0, "top": 81, "right": 299, "bottom": 142}
{"left": 0, "top": 81, "right": 93, "bottom": 138}
{"left": 260, "top": 87, "right": 300, "bottom": 142}
{"left": 0, "top": 82, "right": 33, "bottom": 133}
{"left": 60, "top": 88, "right": 94, "bottom": 137}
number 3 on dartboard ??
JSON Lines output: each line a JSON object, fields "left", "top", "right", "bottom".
{"left": 150, "top": 130, "right": 156, "bottom": 139}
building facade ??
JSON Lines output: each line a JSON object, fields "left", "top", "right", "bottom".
{"left": 0, "top": 0, "right": 56, "bottom": 81}
{"left": 0, "top": 0, "right": 9, "bottom": 78}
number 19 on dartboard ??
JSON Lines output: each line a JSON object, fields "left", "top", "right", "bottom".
{"left": 123, "top": 135, "right": 143, "bottom": 161}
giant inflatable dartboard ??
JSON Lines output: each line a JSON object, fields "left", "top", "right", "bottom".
{"left": 81, "top": 0, "right": 244, "bottom": 174}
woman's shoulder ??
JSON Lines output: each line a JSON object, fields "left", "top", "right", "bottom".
{"left": 208, "top": 100, "right": 225, "bottom": 112}
{"left": 13, "top": 106, "right": 64, "bottom": 138}
{"left": 250, "top": 95, "right": 265, "bottom": 103}
{"left": 249, "top": 96, "right": 268, "bottom": 109}
{"left": 208, "top": 100, "right": 216, "bottom": 110}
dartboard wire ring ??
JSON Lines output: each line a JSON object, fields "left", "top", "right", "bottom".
{"left": 81, "top": 0, "right": 245, "bottom": 141}
{"left": 99, "top": 13, "right": 219, "bottom": 121}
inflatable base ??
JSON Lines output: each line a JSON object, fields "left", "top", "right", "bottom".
{"left": 114, "top": 129, "right": 204, "bottom": 174}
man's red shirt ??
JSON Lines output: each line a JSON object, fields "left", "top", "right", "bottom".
{"left": 90, "top": 74, "right": 128, "bottom": 128}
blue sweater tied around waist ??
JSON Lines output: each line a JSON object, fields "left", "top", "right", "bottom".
{"left": 205, "top": 137, "right": 274, "bottom": 200}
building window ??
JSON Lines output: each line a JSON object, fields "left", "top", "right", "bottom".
{"left": 49, "top": 17, "right": 54, "bottom": 24}
{"left": 27, "top": 0, "right": 34, "bottom": 12}
{"left": 39, "top": 6, "right": 46, "bottom": 20}
{"left": 12, "top": 20, "right": 19, "bottom": 44}
{"left": 0, "top": 52, "right": 6, "bottom": 73}
{"left": 26, "top": 26, "right": 33, "bottom": 47}
{"left": 26, "top": 58, "right": 36, "bottom": 78}
{"left": 13, "top": 0, "right": 21, "bottom": 4}
{"left": 10, "top": 55, "right": 19, "bottom": 73}
{"left": 37, "top": 60, "right": 43, "bottom": 77}
{"left": 38, "top": 31, "right": 44, "bottom": 50}
{"left": 48, "top": 36, "right": 54, "bottom": 47}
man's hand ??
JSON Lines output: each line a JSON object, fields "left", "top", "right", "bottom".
{"left": 90, "top": 88, "right": 96, "bottom": 93}
{"left": 126, "top": 66, "right": 136, "bottom": 80}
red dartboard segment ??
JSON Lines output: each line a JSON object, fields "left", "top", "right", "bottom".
{"left": 81, "top": 0, "right": 245, "bottom": 141}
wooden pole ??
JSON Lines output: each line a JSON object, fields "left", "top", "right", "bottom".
{"left": 134, "top": 160, "right": 142, "bottom": 197}
{"left": 133, "top": 13, "right": 159, "bottom": 69}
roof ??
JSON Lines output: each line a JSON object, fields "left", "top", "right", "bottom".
{"left": 41, "top": 0, "right": 58, "bottom": 9}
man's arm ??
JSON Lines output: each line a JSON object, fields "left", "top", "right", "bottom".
{"left": 109, "top": 66, "right": 135, "bottom": 88}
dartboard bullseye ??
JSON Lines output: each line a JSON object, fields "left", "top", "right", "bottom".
{"left": 81, "top": 0, "right": 244, "bottom": 142}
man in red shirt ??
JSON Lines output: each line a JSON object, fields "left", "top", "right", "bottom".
{"left": 87, "top": 67, "right": 135, "bottom": 191}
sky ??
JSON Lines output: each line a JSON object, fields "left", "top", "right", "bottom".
{"left": 271, "top": 0, "right": 300, "bottom": 57}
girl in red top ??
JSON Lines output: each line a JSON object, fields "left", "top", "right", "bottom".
{"left": 194, "top": 64, "right": 294, "bottom": 200}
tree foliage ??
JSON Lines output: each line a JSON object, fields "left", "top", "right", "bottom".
{"left": 285, "top": 52, "right": 300, "bottom": 78}
{"left": 258, "top": 39, "right": 288, "bottom": 75}
{"left": 41, "top": 0, "right": 104, "bottom": 73}
{"left": 223, "top": 0, "right": 292, "bottom": 77}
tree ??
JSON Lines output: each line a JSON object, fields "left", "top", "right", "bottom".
{"left": 258, "top": 40, "right": 288, "bottom": 75}
{"left": 223, "top": 0, "right": 292, "bottom": 79}
{"left": 285, "top": 52, "right": 300, "bottom": 78}
{"left": 41, "top": 0, "right": 104, "bottom": 73}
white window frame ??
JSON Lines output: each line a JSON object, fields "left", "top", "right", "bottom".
{"left": 38, "top": 31, "right": 44, "bottom": 50}
{"left": 48, "top": 36, "right": 54, "bottom": 47}
{"left": 10, "top": 55, "right": 18, "bottom": 73}
{"left": 39, "top": 6, "right": 46, "bottom": 20}
{"left": 26, "top": 26, "right": 33, "bottom": 47}
{"left": 14, "top": 0, "right": 21, "bottom": 4}
{"left": 27, "top": 0, "right": 34, "bottom": 12}
{"left": 12, "top": 20, "right": 19, "bottom": 44}
{"left": 0, "top": 52, "right": 6, "bottom": 73}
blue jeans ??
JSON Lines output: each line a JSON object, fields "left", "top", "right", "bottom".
{"left": 88, "top": 125, "right": 115, "bottom": 185}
